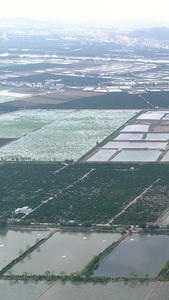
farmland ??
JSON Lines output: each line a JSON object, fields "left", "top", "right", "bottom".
{"left": 0, "top": 162, "right": 169, "bottom": 226}
{"left": 2, "top": 22, "right": 169, "bottom": 300}
{"left": 85, "top": 110, "right": 169, "bottom": 163}
{"left": 0, "top": 109, "right": 136, "bottom": 161}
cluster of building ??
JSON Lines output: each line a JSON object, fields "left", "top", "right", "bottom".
{"left": 0, "top": 80, "right": 64, "bottom": 90}
{"left": 14, "top": 206, "right": 32, "bottom": 215}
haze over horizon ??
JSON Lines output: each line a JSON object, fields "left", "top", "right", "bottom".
{"left": 1, "top": 0, "right": 169, "bottom": 28}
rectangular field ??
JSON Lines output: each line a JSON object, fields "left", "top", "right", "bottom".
{"left": 0, "top": 230, "right": 49, "bottom": 271}
{"left": 94, "top": 234, "right": 169, "bottom": 278}
{"left": 0, "top": 109, "right": 136, "bottom": 161}
{"left": 11, "top": 232, "right": 121, "bottom": 275}
{"left": 87, "top": 149, "right": 117, "bottom": 162}
{"left": 111, "top": 149, "right": 162, "bottom": 162}
{"left": 102, "top": 141, "right": 167, "bottom": 149}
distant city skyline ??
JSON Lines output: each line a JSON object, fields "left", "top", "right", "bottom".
{"left": 1, "top": 0, "right": 169, "bottom": 27}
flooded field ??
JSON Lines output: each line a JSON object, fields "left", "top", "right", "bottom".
{"left": 102, "top": 141, "right": 167, "bottom": 149}
{"left": 94, "top": 234, "right": 169, "bottom": 278}
{"left": 137, "top": 112, "right": 165, "bottom": 120}
{"left": 11, "top": 232, "right": 121, "bottom": 275}
{"left": 111, "top": 149, "right": 161, "bottom": 162}
{"left": 0, "top": 280, "right": 49, "bottom": 300}
{"left": 0, "top": 229, "right": 49, "bottom": 271}
{"left": 145, "top": 133, "right": 169, "bottom": 141}
{"left": 85, "top": 110, "right": 169, "bottom": 162}
{"left": 0, "top": 109, "right": 137, "bottom": 161}
{"left": 121, "top": 124, "right": 150, "bottom": 132}
{"left": 87, "top": 149, "right": 117, "bottom": 161}
{"left": 115, "top": 133, "right": 144, "bottom": 140}
{"left": 37, "top": 281, "right": 157, "bottom": 300}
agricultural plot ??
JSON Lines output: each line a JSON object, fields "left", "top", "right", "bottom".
{"left": 145, "top": 133, "right": 169, "bottom": 141}
{"left": 111, "top": 149, "right": 162, "bottom": 162}
{"left": 0, "top": 90, "right": 31, "bottom": 103}
{"left": 161, "top": 151, "right": 169, "bottom": 161}
{"left": 121, "top": 124, "right": 150, "bottom": 132}
{"left": 102, "top": 141, "right": 167, "bottom": 149}
{"left": 0, "top": 162, "right": 92, "bottom": 219}
{"left": 0, "top": 109, "right": 136, "bottom": 161}
{"left": 53, "top": 91, "right": 169, "bottom": 110}
{"left": 87, "top": 149, "right": 117, "bottom": 162}
{"left": 14, "top": 162, "right": 169, "bottom": 225}
{"left": 114, "top": 178, "right": 169, "bottom": 225}
{"left": 1, "top": 162, "right": 169, "bottom": 226}
{"left": 137, "top": 112, "right": 165, "bottom": 120}
{"left": 114, "top": 133, "right": 144, "bottom": 140}
{"left": 0, "top": 110, "right": 52, "bottom": 138}
{"left": 85, "top": 110, "right": 169, "bottom": 163}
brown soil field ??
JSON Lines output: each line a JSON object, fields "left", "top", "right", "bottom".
{"left": 151, "top": 125, "right": 169, "bottom": 132}
{"left": 0, "top": 89, "right": 102, "bottom": 110}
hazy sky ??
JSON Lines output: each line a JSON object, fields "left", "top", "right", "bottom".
{"left": 1, "top": 0, "right": 169, "bottom": 27}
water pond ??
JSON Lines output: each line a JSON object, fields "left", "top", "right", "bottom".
{"left": 0, "top": 279, "right": 49, "bottom": 300}
{"left": 11, "top": 232, "right": 121, "bottom": 275}
{"left": 94, "top": 234, "right": 169, "bottom": 278}
{"left": 0, "top": 229, "right": 49, "bottom": 271}
{"left": 37, "top": 281, "right": 157, "bottom": 300}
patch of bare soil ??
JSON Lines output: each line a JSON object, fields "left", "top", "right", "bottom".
{"left": 151, "top": 125, "right": 169, "bottom": 132}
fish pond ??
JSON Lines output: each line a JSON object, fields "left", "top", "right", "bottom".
{"left": 11, "top": 232, "right": 121, "bottom": 275}
{"left": 35, "top": 281, "right": 157, "bottom": 300}
{"left": 94, "top": 234, "right": 169, "bottom": 278}
{"left": 0, "top": 229, "right": 49, "bottom": 271}
{"left": 0, "top": 280, "right": 157, "bottom": 300}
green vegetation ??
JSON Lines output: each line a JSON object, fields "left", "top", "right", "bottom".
{"left": 114, "top": 178, "right": 169, "bottom": 225}
{"left": 0, "top": 85, "right": 10, "bottom": 91}
{"left": 158, "top": 260, "right": 169, "bottom": 280}
{"left": 6, "top": 72, "right": 106, "bottom": 87}
{"left": 55, "top": 91, "right": 169, "bottom": 109}
{"left": 0, "top": 63, "right": 68, "bottom": 72}
{"left": 0, "top": 162, "right": 169, "bottom": 225}
{"left": 79, "top": 235, "right": 127, "bottom": 276}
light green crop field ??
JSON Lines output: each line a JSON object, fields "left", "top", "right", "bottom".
{"left": 0, "top": 109, "right": 138, "bottom": 161}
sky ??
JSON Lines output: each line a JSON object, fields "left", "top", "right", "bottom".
{"left": 1, "top": 0, "right": 169, "bottom": 27}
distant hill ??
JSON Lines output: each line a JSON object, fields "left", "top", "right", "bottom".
{"left": 129, "top": 27, "right": 169, "bottom": 40}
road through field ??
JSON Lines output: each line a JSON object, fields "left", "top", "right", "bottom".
{"left": 107, "top": 178, "right": 160, "bottom": 225}
{"left": 20, "top": 167, "right": 96, "bottom": 221}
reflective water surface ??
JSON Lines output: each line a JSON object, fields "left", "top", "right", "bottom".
{"left": 94, "top": 234, "right": 169, "bottom": 278}
{"left": 11, "top": 232, "right": 121, "bottom": 275}
{"left": 0, "top": 229, "right": 49, "bottom": 270}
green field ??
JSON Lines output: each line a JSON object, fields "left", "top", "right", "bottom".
{"left": 0, "top": 109, "right": 137, "bottom": 161}
{"left": 1, "top": 162, "right": 169, "bottom": 226}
